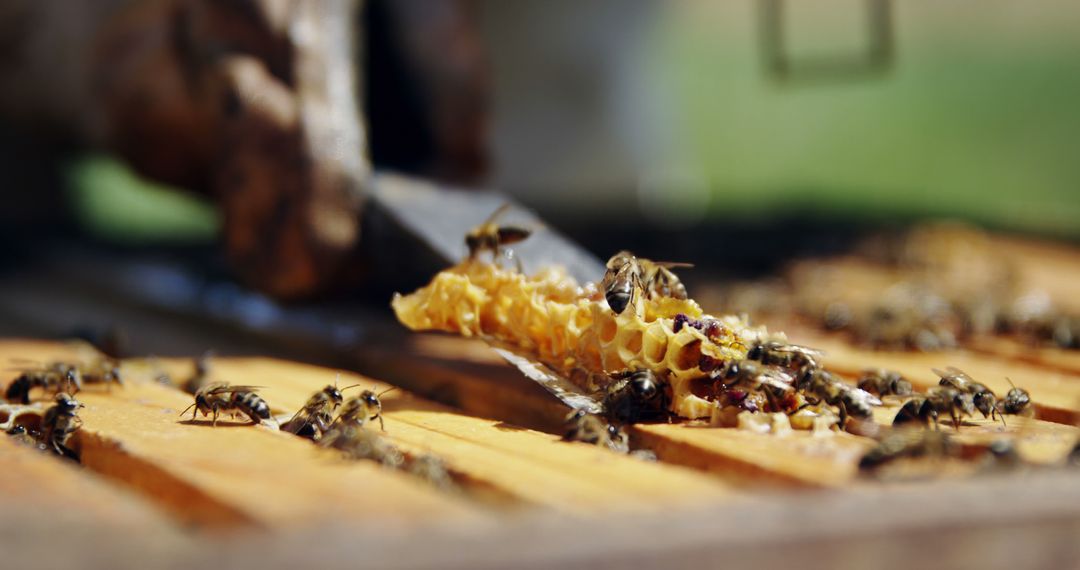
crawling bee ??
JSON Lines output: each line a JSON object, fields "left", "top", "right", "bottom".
{"left": 746, "top": 341, "right": 824, "bottom": 371}
{"left": 465, "top": 204, "right": 532, "bottom": 262}
{"left": 934, "top": 367, "right": 1002, "bottom": 424}
{"left": 408, "top": 453, "right": 457, "bottom": 492}
{"left": 601, "top": 251, "right": 692, "bottom": 314}
{"left": 796, "top": 366, "right": 880, "bottom": 427}
{"left": 602, "top": 369, "right": 670, "bottom": 424}
{"left": 319, "top": 424, "right": 404, "bottom": 468}
{"left": 719, "top": 360, "right": 795, "bottom": 412}
{"left": 282, "top": 380, "right": 359, "bottom": 439}
{"left": 42, "top": 393, "right": 84, "bottom": 458}
{"left": 858, "top": 429, "right": 957, "bottom": 472}
{"left": 562, "top": 409, "right": 629, "bottom": 453}
{"left": 856, "top": 368, "right": 913, "bottom": 397}
{"left": 5, "top": 362, "right": 82, "bottom": 404}
{"left": 181, "top": 382, "right": 271, "bottom": 426}
{"left": 999, "top": 378, "right": 1031, "bottom": 416}
{"left": 333, "top": 388, "right": 395, "bottom": 431}
{"left": 893, "top": 387, "right": 975, "bottom": 430}
{"left": 82, "top": 358, "right": 123, "bottom": 391}
{"left": 183, "top": 351, "right": 215, "bottom": 395}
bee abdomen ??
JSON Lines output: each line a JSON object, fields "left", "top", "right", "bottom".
{"left": 234, "top": 392, "right": 271, "bottom": 422}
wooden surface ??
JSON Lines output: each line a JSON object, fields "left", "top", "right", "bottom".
{"left": 1, "top": 233, "right": 1079, "bottom": 568}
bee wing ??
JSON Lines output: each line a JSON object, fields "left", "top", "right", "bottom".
{"left": 653, "top": 261, "right": 694, "bottom": 270}
{"left": 496, "top": 226, "right": 532, "bottom": 245}
{"left": 490, "top": 345, "right": 604, "bottom": 415}
{"left": 205, "top": 384, "right": 266, "bottom": 395}
{"left": 845, "top": 385, "right": 883, "bottom": 407}
{"left": 758, "top": 369, "right": 795, "bottom": 391}
{"left": 782, "top": 344, "right": 825, "bottom": 358}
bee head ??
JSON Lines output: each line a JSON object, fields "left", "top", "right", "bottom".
{"left": 362, "top": 391, "right": 381, "bottom": 408}
{"left": 746, "top": 344, "right": 764, "bottom": 361}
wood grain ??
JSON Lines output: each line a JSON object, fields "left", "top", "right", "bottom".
{"left": 0, "top": 340, "right": 482, "bottom": 529}
{"left": 182, "top": 356, "right": 734, "bottom": 514}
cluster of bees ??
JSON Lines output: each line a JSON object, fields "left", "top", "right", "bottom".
{"left": 181, "top": 355, "right": 454, "bottom": 490}
{"left": 462, "top": 211, "right": 1078, "bottom": 475}
{"left": 0, "top": 348, "right": 454, "bottom": 490}
{"left": 1, "top": 353, "right": 123, "bottom": 459}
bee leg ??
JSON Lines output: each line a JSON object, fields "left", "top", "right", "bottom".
{"left": 377, "top": 415, "right": 385, "bottom": 431}
{"left": 212, "top": 409, "right": 219, "bottom": 427}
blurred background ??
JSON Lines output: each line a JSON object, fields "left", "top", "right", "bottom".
{"left": 0, "top": 0, "right": 1077, "bottom": 347}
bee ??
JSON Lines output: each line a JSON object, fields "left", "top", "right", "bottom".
{"left": 319, "top": 424, "right": 404, "bottom": 468}
{"left": 183, "top": 351, "right": 214, "bottom": 395}
{"left": 5, "top": 362, "right": 82, "bottom": 404}
{"left": 796, "top": 366, "right": 880, "bottom": 427}
{"left": 408, "top": 453, "right": 457, "bottom": 492}
{"left": 562, "top": 409, "right": 629, "bottom": 453}
{"left": 601, "top": 369, "right": 670, "bottom": 424}
{"left": 42, "top": 393, "right": 84, "bottom": 458}
{"left": 719, "top": 360, "right": 795, "bottom": 412}
{"left": 82, "top": 358, "right": 123, "bottom": 391}
{"left": 979, "top": 439, "right": 1024, "bottom": 474}
{"left": 858, "top": 429, "right": 957, "bottom": 472}
{"left": 745, "top": 341, "right": 824, "bottom": 371}
{"left": 465, "top": 204, "right": 532, "bottom": 262}
{"left": 333, "top": 388, "right": 395, "bottom": 431}
{"left": 601, "top": 251, "right": 692, "bottom": 314}
{"left": 934, "top": 367, "right": 1002, "bottom": 424}
{"left": 856, "top": 368, "right": 913, "bottom": 397}
{"left": 282, "top": 380, "right": 359, "bottom": 439}
{"left": 893, "top": 387, "right": 975, "bottom": 430}
{"left": 180, "top": 382, "right": 271, "bottom": 426}
{"left": 998, "top": 378, "right": 1031, "bottom": 416}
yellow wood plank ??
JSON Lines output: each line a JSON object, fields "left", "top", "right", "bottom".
{"left": 190, "top": 356, "right": 734, "bottom": 515}
{"left": 0, "top": 434, "right": 176, "bottom": 529}
{"left": 632, "top": 424, "right": 873, "bottom": 488}
{"left": 0, "top": 340, "right": 483, "bottom": 529}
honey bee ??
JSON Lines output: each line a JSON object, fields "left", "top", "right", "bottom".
{"left": 795, "top": 366, "right": 880, "bottom": 427}
{"left": 999, "top": 378, "right": 1031, "bottom": 416}
{"left": 183, "top": 351, "right": 214, "bottom": 395}
{"left": 719, "top": 360, "right": 795, "bottom": 412}
{"left": 282, "top": 379, "right": 359, "bottom": 439}
{"left": 42, "top": 393, "right": 84, "bottom": 458}
{"left": 465, "top": 204, "right": 532, "bottom": 262}
{"left": 5, "top": 362, "right": 82, "bottom": 404}
{"left": 746, "top": 341, "right": 823, "bottom": 371}
{"left": 562, "top": 409, "right": 629, "bottom": 453}
{"left": 856, "top": 368, "right": 913, "bottom": 397}
{"left": 180, "top": 382, "right": 271, "bottom": 426}
{"left": 858, "top": 428, "right": 957, "bottom": 472}
{"left": 333, "top": 388, "right": 395, "bottom": 431}
{"left": 319, "top": 424, "right": 405, "bottom": 468}
{"left": 408, "top": 453, "right": 457, "bottom": 491}
{"left": 934, "top": 367, "right": 1002, "bottom": 424}
{"left": 82, "top": 358, "right": 123, "bottom": 391}
{"left": 601, "top": 251, "right": 692, "bottom": 314}
{"left": 601, "top": 369, "right": 670, "bottom": 424}
{"left": 893, "top": 387, "right": 975, "bottom": 430}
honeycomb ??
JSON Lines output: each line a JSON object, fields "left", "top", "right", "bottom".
{"left": 392, "top": 261, "right": 768, "bottom": 419}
